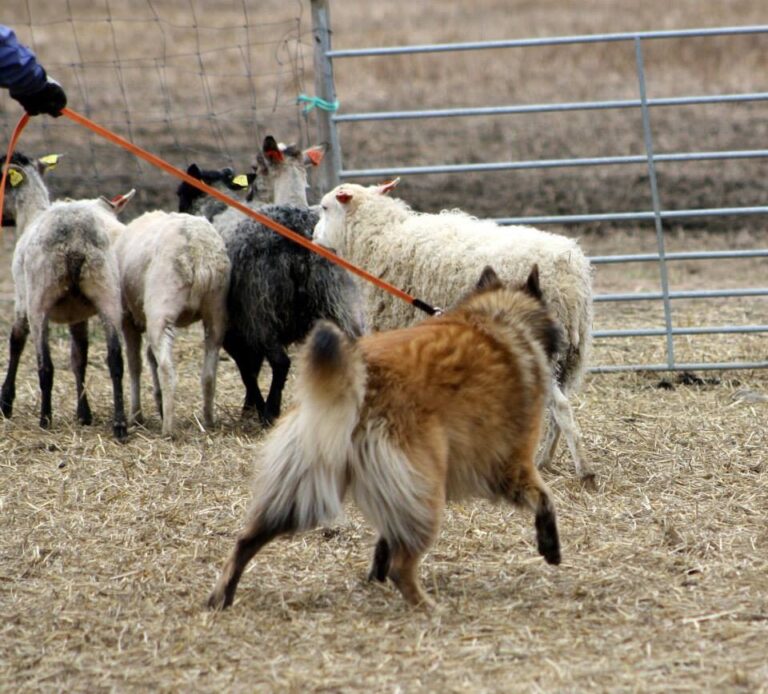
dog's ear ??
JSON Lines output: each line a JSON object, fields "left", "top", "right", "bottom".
{"left": 524, "top": 264, "right": 543, "bottom": 300}
{"left": 476, "top": 265, "right": 503, "bottom": 291}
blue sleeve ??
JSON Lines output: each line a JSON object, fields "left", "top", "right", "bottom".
{"left": 0, "top": 25, "right": 47, "bottom": 95}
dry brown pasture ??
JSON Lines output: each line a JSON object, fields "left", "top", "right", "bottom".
{"left": 1, "top": 1, "right": 768, "bottom": 692}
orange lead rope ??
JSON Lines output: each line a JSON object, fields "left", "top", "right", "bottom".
{"left": 1, "top": 108, "right": 437, "bottom": 315}
{"left": 57, "top": 107, "right": 438, "bottom": 316}
{"left": 0, "top": 112, "right": 31, "bottom": 239}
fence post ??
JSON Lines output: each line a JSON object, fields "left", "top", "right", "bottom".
{"left": 311, "top": 0, "right": 342, "bottom": 198}
{"left": 634, "top": 36, "right": 676, "bottom": 369}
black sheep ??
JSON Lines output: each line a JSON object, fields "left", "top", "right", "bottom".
{"left": 177, "top": 165, "right": 365, "bottom": 425}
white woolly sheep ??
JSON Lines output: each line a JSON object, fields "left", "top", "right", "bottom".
{"left": 314, "top": 180, "right": 595, "bottom": 481}
{"left": 0, "top": 152, "right": 132, "bottom": 440}
{"left": 115, "top": 210, "right": 230, "bottom": 436}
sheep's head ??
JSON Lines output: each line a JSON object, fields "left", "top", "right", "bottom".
{"left": 176, "top": 163, "right": 249, "bottom": 213}
{"left": 0, "top": 152, "right": 60, "bottom": 226}
{"left": 255, "top": 135, "right": 324, "bottom": 175}
{"left": 254, "top": 135, "right": 324, "bottom": 206}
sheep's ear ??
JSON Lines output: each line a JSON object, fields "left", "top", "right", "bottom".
{"left": 375, "top": 178, "right": 400, "bottom": 195}
{"left": 100, "top": 188, "right": 136, "bottom": 214}
{"left": 303, "top": 145, "right": 324, "bottom": 167}
{"left": 186, "top": 163, "right": 202, "bottom": 179}
{"left": 37, "top": 153, "right": 62, "bottom": 175}
{"left": 263, "top": 136, "right": 284, "bottom": 163}
{"left": 8, "top": 166, "right": 25, "bottom": 188}
{"left": 231, "top": 174, "right": 249, "bottom": 189}
{"left": 253, "top": 152, "right": 269, "bottom": 176}
{"left": 523, "top": 264, "right": 543, "bottom": 300}
{"left": 336, "top": 190, "right": 353, "bottom": 205}
{"left": 476, "top": 265, "right": 503, "bottom": 291}
{"left": 244, "top": 172, "right": 258, "bottom": 202}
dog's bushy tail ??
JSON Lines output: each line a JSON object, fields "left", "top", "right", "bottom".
{"left": 250, "top": 321, "right": 366, "bottom": 533}
{"left": 298, "top": 320, "right": 366, "bottom": 465}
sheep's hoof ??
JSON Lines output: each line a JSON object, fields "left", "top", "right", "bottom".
{"left": 0, "top": 398, "right": 12, "bottom": 418}
{"left": 207, "top": 586, "right": 233, "bottom": 611}
{"left": 258, "top": 411, "right": 277, "bottom": 428}
{"left": 39, "top": 415, "right": 52, "bottom": 429}
{"left": 580, "top": 472, "right": 597, "bottom": 490}
{"left": 77, "top": 404, "right": 93, "bottom": 426}
{"left": 113, "top": 422, "right": 128, "bottom": 442}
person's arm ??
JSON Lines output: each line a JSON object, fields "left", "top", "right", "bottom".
{"left": 0, "top": 25, "right": 67, "bottom": 116}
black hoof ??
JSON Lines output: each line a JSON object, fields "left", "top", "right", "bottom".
{"left": 113, "top": 422, "right": 128, "bottom": 442}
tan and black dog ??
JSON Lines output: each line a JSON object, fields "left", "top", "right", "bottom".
{"left": 208, "top": 265, "right": 564, "bottom": 610}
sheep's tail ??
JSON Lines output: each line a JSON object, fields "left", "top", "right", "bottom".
{"left": 249, "top": 321, "right": 366, "bottom": 533}
{"left": 65, "top": 250, "right": 86, "bottom": 289}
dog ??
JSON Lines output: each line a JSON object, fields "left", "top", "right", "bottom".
{"left": 208, "top": 264, "right": 564, "bottom": 609}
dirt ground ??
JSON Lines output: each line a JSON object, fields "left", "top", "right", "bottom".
{"left": 1, "top": 1, "right": 767, "bottom": 692}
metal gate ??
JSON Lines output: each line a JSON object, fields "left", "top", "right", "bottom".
{"left": 310, "top": 3, "right": 768, "bottom": 373}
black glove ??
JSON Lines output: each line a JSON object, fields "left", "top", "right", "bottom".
{"left": 10, "top": 76, "right": 67, "bottom": 117}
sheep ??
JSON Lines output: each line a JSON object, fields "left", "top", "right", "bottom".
{"left": 115, "top": 210, "right": 230, "bottom": 436}
{"left": 176, "top": 135, "right": 324, "bottom": 236}
{"left": 314, "top": 180, "right": 595, "bottom": 481}
{"left": 251, "top": 135, "right": 324, "bottom": 207}
{"left": 177, "top": 166, "right": 365, "bottom": 426}
{"left": 175, "top": 164, "right": 252, "bottom": 229}
{"left": 0, "top": 152, "right": 131, "bottom": 440}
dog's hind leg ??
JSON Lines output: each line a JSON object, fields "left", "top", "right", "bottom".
{"left": 207, "top": 511, "right": 295, "bottom": 610}
{"left": 368, "top": 537, "right": 390, "bottom": 582}
{"left": 387, "top": 544, "right": 434, "bottom": 608}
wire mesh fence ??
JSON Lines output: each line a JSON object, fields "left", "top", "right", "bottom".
{"left": 0, "top": 0, "right": 319, "bottom": 211}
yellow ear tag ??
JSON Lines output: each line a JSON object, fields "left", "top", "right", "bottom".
{"left": 40, "top": 154, "right": 60, "bottom": 170}
{"left": 232, "top": 174, "right": 248, "bottom": 188}
{"left": 8, "top": 169, "right": 24, "bottom": 187}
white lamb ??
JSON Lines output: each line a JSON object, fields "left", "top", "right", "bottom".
{"left": 0, "top": 152, "right": 132, "bottom": 440}
{"left": 115, "top": 210, "right": 230, "bottom": 436}
{"left": 314, "top": 180, "right": 595, "bottom": 481}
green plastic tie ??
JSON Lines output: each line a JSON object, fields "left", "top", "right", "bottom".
{"left": 297, "top": 94, "right": 340, "bottom": 113}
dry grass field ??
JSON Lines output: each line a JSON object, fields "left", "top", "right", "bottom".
{"left": 1, "top": 1, "right": 768, "bottom": 692}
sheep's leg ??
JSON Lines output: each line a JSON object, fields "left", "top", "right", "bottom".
{"left": 368, "top": 537, "right": 391, "bottom": 582}
{"left": 102, "top": 321, "right": 128, "bottom": 442}
{"left": 549, "top": 384, "right": 593, "bottom": 483}
{"left": 0, "top": 314, "right": 29, "bottom": 418}
{"left": 146, "top": 346, "right": 163, "bottom": 420}
{"left": 69, "top": 321, "right": 93, "bottom": 425}
{"left": 28, "top": 314, "right": 54, "bottom": 429}
{"left": 147, "top": 321, "right": 176, "bottom": 436}
{"left": 536, "top": 407, "right": 561, "bottom": 470}
{"left": 122, "top": 317, "right": 144, "bottom": 425}
{"left": 200, "top": 307, "right": 225, "bottom": 429}
{"left": 223, "top": 331, "right": 267, "bottom": 420}
{"left": 207, "top": 510, "right": 297, "bottom": 611}
{"left": 263, "top": 345, "right": 291, "bottom": 426}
